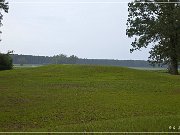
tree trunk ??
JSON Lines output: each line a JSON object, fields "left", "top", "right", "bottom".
{"left": 170, "top": 57, "right": 179, "bottom": 75}
{"left": 168, "top": 2, "right": 179, "bottom": 75}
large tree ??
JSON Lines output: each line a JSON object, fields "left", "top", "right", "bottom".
{"left": 0, "top": 0, "right": 9, "bottom": 41}
{"left": 126, "top": 0, "right": 180, "bottom": 75}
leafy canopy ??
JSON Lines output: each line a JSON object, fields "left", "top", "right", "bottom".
{"left": 126, "top": 0, "right": 180, "bottom": 66}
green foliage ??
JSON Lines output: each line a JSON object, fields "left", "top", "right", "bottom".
{"left": 126, "top": 0, "right": 180, "bottom": 74}
{"left": 52, "top": 54, "right": 78, "bottom": 64}
{"left": 0, "top": 65, "right": 180, "bottom": 132}
{"left": 52, "top": 54, "right": 68, "bottom": 64}
{"left": 68, "top": 55, "right": 78, "bottom": 64}
{"left": 0, "top": 53, "right": 13, "bottom": 70}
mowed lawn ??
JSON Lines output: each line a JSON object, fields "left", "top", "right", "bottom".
{"left": 0, "top": 65, "right": 180, "bottom": 132}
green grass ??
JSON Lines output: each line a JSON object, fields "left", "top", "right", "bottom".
{"left": 0, "top": 64, "right": 180, "bottom": 132}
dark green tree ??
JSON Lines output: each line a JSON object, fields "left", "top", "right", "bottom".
{"left": 0, "top": 51, "right": 13, "bottom": 70}
{"left": 126, "top": 0, "right": 180, "bottom": 75}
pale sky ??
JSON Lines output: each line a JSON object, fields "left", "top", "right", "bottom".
{"left": 0, "top": 0, "right": 150, "bottom": 60}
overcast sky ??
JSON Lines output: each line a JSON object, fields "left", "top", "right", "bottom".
{"left": 0, "top": 0, "right": 150, "bottom": 60}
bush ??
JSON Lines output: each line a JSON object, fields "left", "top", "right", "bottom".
{"left": 0, "top": 53, "right": 13, "bottom": 70}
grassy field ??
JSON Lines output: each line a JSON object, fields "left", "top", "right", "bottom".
{"left": 0, "top": 65, "right": 180, "bottom": 132}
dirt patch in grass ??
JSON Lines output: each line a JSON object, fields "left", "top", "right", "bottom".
{"left": 171, "top": 89, "right": 180, "bottom": 95}
{"left": 7, "top": 97, "right": 30, "bottom": 106}
{"left": 43, "top": 83, "right": 87, "bottom": 90}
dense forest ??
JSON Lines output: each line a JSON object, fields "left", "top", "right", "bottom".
{"left": 11, "top": 54, "right": 166, "bottom": 68}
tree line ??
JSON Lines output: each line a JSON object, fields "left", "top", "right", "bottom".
{"left": 11, "top": 54, "right": 163, "bottom": 68}
{"left": 11, "top": 54, "right": 78, "bottom": 65}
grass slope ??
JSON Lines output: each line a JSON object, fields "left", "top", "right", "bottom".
{"left": 0, "top": 65, "right": 180, "bottom": 132}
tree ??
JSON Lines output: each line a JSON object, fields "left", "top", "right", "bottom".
{"left": 126, "top": 0, "right": 180, "bottom": 75}
{"left": 0, "top": 52, "right": 13, "bottom": 70}
{"left": 68, "top": 55, "right": 78, "bottom": 64}
{"left": 0, "top": 0, "right": 9, "bottom": 41}
{"left": 52, "top": 54, "right": 68, "bottom": 64}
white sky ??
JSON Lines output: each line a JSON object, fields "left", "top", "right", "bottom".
{"left": 0, "top": 0, "right": 150, "bottom": 60}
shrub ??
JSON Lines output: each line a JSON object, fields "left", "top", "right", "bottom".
{"left": 0, "top": 53, "right": 13, "bottom": 70}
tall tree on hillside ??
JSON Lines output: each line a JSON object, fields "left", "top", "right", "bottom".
{"left": 0, "top": 0, "right": 9, "bottom": 41}
{"left": 126, "top": 0, "right": 180, "bottom": 75}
